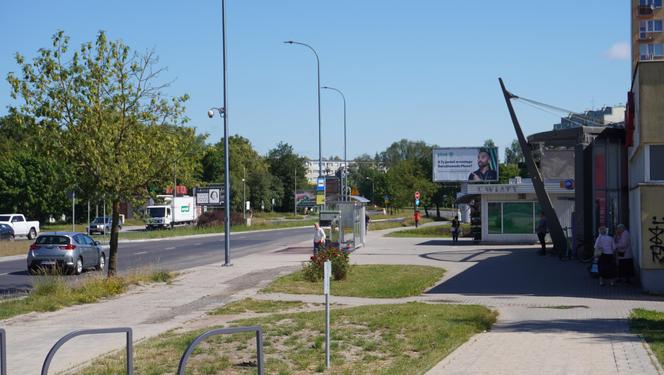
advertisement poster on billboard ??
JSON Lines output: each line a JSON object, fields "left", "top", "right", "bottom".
{"left": 433, "top": 147, "right": 499, "bottom": 182}
{"left": 296, "top": 191, "right": 316, "bottom": 208}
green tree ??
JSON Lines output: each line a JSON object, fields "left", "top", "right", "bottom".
{"left": 8, "top": 31, "right": 192, "bottom": 276}
{"left": 266, "top": 142, "right": 308, "bottom": 211}
{"left": 504, "top": 139, "right": 524, "bottom": 164}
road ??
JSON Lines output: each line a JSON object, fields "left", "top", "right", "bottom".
{"left": 0, "top": 226, "right": 312, "bottom": 297}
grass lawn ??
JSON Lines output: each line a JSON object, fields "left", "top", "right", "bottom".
{"left": 262, "top": 264, "right": 445, "bottom": 298}
{"left": 630, "top": 308, "right": 664, "bottom": 367}
{"left": 388, "top": 223, "right": 471, "bottom": 238}
{"left": 75, "top": 302, "right": 496, "bottom": 375}
{"left": 369, "top": 217, "right": 433, "bottom": 231}
{"left": 0, "top": 270, "right": 174, "bottom": 321}
{"left": 0, "top": 240, "right": 30, "bottom": 257}
{"left": 211, "top": 298, "right": 306, "bottom": 315}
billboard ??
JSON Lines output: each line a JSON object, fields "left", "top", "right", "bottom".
{"left": 433, "top": 147, "right": 499, "bottom": 182}
{"left": 296, "top": 191, "right": 316, "bottom": 208}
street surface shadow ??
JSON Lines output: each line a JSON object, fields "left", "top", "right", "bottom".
{"left": 495, "top": 318, "right": 629, "bottom": 334}
{"left": 423, "top": 246, "right": 661, "bottom": 301}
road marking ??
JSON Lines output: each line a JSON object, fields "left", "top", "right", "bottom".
{"left": 135, "top": 251, "right": 148, "bottom": 255}
{"left": 165, "top": 246, "right": 176, "bottom": 250}
{"left": 0, "top": 272, "right": 9, "bottom": 276}
{"left": 194, "top": 243, "right": 202, "bottom": 246}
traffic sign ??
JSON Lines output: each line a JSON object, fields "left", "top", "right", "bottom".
{"left": 415, "top": 191, "right": 420, "bottom": 200}
{"left": 415, "top": 199, "right": 420, "bottom": 206}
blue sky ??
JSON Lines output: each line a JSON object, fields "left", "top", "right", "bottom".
{"left": 0, "top": 0, "right": 630, "bottom": 160}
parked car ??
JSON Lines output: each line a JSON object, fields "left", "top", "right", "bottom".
{"left": 27, "top": 232, "right": 105, "bottom": 275}
{"left": 0, "top": 224, "right": 14, "bottom": 241}
{"left": 88, "top": 216, "right": 120, "bottom": 235}
{"left": 0, "top": 214, "right": 39, "bottom": 239}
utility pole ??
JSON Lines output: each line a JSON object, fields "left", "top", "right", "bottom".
{"left": 243, "top": 165, "right": 246, "bottom": 221}
{"left": 294, "top": 169, "right": 297, "bottom": 216}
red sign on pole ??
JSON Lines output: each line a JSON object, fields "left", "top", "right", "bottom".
{"left": 415, "top": 191, "right": 420, "bottom": 200}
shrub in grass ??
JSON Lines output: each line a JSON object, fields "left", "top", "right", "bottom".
{"left": 302, "top": 246, "right": 349, "bottom": 282}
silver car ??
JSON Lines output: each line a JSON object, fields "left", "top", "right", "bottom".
{"left": 27, "top": 232, "right": 106, "bottom": 275}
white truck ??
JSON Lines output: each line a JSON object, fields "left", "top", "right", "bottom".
{"left": 0, "top": 214, "right": 40, "bottom": 239}
{"left": 145, "top": 196, "right": 197, "bottom": 230}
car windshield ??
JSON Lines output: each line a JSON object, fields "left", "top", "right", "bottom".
{"left": 147, "top": 207, "right": 166, "bottom": 218}
{"left": 92, "top": 217, "right": 110, "bottom": 224}
{"left": 0, "top": 216, "right": 10, "bottom": 222}
{"left": 35, "top": 236, "right": 70, "bottom": 245}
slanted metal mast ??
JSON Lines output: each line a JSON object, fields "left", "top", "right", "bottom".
{"left": 498, "top": 78, "right": 568, "bottom": 255}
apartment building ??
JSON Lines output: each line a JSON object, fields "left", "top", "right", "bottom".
{"left": 632, "top": 0, "right": 664, "bottom": 73}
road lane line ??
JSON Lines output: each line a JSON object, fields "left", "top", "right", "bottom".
{"left": 135, "top": 251, "right": 148, "bottom": 255}
{"left": 0, "top": 272, "right": 9, "bottom": 276}
{"left": 165, "top": 246, "right": 176, "bottom": 250}
{"left": 194, "top": 243, "right": 202, "bottom": 246}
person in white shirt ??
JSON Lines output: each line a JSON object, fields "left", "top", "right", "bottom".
{"left": 313, "top": 223, "right": 326, "bottom": 255}
{"left": 594, "top": 226, "right": 616, "bottom": 286}
{"left": 614, "top": 224, "right": 634, "bottom": 284}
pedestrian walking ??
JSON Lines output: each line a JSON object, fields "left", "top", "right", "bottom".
{"left": 451, "top": 215, "right": 460, "bottom": 243}
{"left": 614, "top": 224, "right": 634, "bottom": 284}
{"left": 365, "top": 214, "right": 370, "bottom": 234}
{"left": 536, "top": 212, "right": 548, "bottom": 255}
{"left": 594, "top": 226, "right": 616, "bottom": 286}
{"left": 313, "top": 223, "right": 326, "bottom": 256}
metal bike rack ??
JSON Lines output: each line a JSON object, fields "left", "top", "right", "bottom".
{"left": 0, "top": 328, "right": 6, "bottom": 375}
{"left": 41, "top": 327, "right": 133, "bottom": 375}
{"left": 177, "top": 326, "right": 264, "bottom": 375}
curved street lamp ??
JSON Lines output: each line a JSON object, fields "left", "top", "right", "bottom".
{"left": 284, "top": 40, "right": 323, "bottom": 182}
{"left": 322, "top": 86, "right": 347, "bottom": 201}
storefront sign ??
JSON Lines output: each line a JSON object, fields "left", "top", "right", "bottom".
{"left": 475, "top": 185, "right": 518, "bottom": 194}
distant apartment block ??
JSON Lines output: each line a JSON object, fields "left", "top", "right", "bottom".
{"left": 553, "top": 106, "right": 625, "bottom": 130}
{"left": 632, "top": 0, "right": 664, "bottom": 73}
{"left": 305, "top": 159, "right": 346, "bottom": 183}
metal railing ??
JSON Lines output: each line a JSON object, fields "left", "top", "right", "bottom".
{"left": 177, "top": 326, "right": 264, "bottom": 375}
{"left": 41, "top": 327, "right": 133, "bottom": 375}
{"left": 0, "top": 329, "right": 6, "bottom": 375}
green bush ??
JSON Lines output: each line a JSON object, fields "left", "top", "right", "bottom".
{"left": 302, "top": 246, "right": 350, "bottom": 282}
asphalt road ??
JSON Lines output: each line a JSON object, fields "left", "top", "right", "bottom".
{"left": 0, "top": 226, "right": 312, "bottom": 297}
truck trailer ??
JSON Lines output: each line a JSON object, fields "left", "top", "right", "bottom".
{"left": 145, "top": 196, "right": 197, "bottom": 230}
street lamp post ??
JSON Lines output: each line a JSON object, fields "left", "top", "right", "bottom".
{"left": 206, "top": 0, "right": 231, "bottom": 266}
{"left": 322, "top": 86, "right": 347, "bottom": 201}
{"left": 242, "top": 166, "right": 246, "bottom": 221}
{"left": 284, "top": 41, "right": 323, "bottom": 182}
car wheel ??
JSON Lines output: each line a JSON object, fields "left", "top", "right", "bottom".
{"left": 96, "top": 253, "right": 106, "bottom": 271}
{"left": 28, "top": 228, "right": 36, "bottom": 240}
{"left": 74, "top": 257, "right": 83, "bottom": 275}
{"left": 9, "top": 234, "right": 15, "bottom": 241}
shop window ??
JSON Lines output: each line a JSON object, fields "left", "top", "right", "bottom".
{"left": 503, "top": 203, "right": 535, "bottom": 234}
{"left": 488, "top": 203, "right": 502, "bottom": 234}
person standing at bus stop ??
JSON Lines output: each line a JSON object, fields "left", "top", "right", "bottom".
{"left": 451, "top": 215, "right": 460, "bottom": 243}
{"left": 313, "top": 223, "right": 326, "bottom": 256}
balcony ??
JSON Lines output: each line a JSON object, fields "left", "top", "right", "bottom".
{"left": 640, "top": 54, "right": 664, "bottom": 61}
{"left": 639, "top": 5, "right": 655, "bottom": 17}
{"left": 640, "top": 32, "right": 655, "bottom": 41}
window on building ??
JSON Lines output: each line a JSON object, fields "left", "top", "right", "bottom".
{"left": 641, "top": 0, "right": 663, "bottom": 8}
{"left": 486, "top": 202, "right": 539, "bottom": 235}
{"left": 503, "top": 203, "right": 535, "bottom": 234}
{"left": 640, "top": 43, "right": 664, "bottom": 59}
{"left": 640, "top": 20, "right": 663, "bottom": 38}
{"left": 488, "top": 203, "right": 502, "bottom": 234}
{"left": 650, "top": 145, "right": 664, "bottom": 181}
